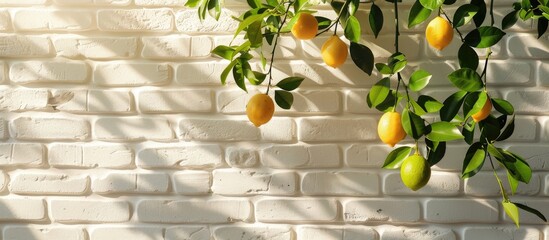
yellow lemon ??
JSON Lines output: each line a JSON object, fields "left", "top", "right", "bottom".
{"left": 291, "top": 13, "right": 318, "bottom": 40}
{"left": 377, "top": 111, "right": 406, "bottom": 147}
{"left": 426, "top": 16, "right": 454, "bottom": 51}
{"left": 321, "top": 35, "right": 348, "bottom": 68}
{"left": 246, "top": 93, "right": 275, "bottom": 127}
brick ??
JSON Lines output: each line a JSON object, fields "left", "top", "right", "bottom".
{"left": 92, "top": 173, "right": 169, "bottom": 194}
{"left": 0, "top": 198, "right": 46, "bottom": 221}
{"left": 217, "top": 90, "right": 248, "bottom": 114}
{"left": 507, "top": 34, "right": 549, "bottom": 59}
{"left": 12, "top": 117, "right": 90, "bottom": 141}
{"left": 507, "top": 144, "right": 549, "bottom": 171}
{"left": 505, "top": 117, "right": 537, "bottom": 142}
{"left": 0, "top": 118, "right": 6, "bottom": 139}
{"left": 463, "top": 227, "right": 540, "bottom": 240}
{"left": 225, "top": 146, "right": 259, "bottom": 167}
{"left": 94, "top": 63, "right": 171, "bottom": 86}
{"left": 137, "top": 199, "right": 251, "bottom": 223}
{"left": 0, "top": 0, "right": 48, "bottom": 4}
{"left": 346, "top": 144, "right": 387, "bottom": 168}
{"left": 10, "top": 61, "right": 88, "bottom": 84}
{"left": 175, "top": 9, "right": 239, "bottom": 33}
{"left": 297, "top": 226, "right": 377, "bottom": 240}
{"left": 345, "top": 90, "right": 379, "bottom": 114}
{"left": 216, "top": 35, "right": 298, "bottom": 59}
{"left": 381, "top": 227, "right": 456, "bottom": 240}
{"left": 0, "top": 172, "right": 5, "bottom": 191}
{"left": 539, "top": 60, "right": 549, "bottom": 86}
{"left": 302, "top": 172, "right": 378, "bottom": 196}
{"left": 299, "top": 118, "right": 377, "bottom": 142}
{"left": 173, "top": 171, "right": 211, "bottom": 195}
{"left": 166, "top": 226, "right": 210, "bottom": 240}
{"left": 212, "top": 170, "right": 296, "bottom": 196}
{"left": 51, "top": 199, "right": 130, "bottom": 223}
{"left": 344, "top": 199, "right": 420, "bottom": 223}
{"left": 261, "top": 144, "right": 340, "bottom": 168}
{"left": 53, "top": 89, "right": 133, "bottom": 113}
{"left": 98, "top": 9, "right": 173, "bottom": 32}
{"left": 135, "top": 0, "right": 186, "bottom": 6}
{"left": 417, "top": 61, "right": 458, "bottom": 87}
{"left": 0, "top": 88, "right": 49, "bottom": 111}
{"left": 425, "top": 199, "right": 498, "bottom": 223}
{"left": 54, "top": 37, "right": 137, "bottom": 59}
{"left": 137, "top": 144, "right": 222, "bottom": 169}
{"left": 503, "top": 200, "right": 549, "bottom": 224}
{"left": 3, "top": 226, "right": 86, "bottom": 240}
{"left": 90, "top": 227, "right": 162, "bottom": 240}
{"left": 486, "top": 61, "right": 532, "bottom": 85}
{"left": 506, "top": 90, "right": 549, "bottom": 114}
{"left": 278, "top": 91, "right": 341, "bottom": 114}
{"left": 9, "top": 173, "right": 89, "bottom": 195}
{"left": 213, "top": 226, "right": 292, "bottom": 240}
{"left": 272, "top": 62, "right": 378, "bottom": 87}
{"left": 384, "top": 172, "right": 461, "bottom": 196}
{"left": 432, "top": 144, "right": 468, "bottom": 171}
{"left": 13, "top": 10, "right": 94, "bottom": 31}
{"left": 138, "top": 89, "right": 212, "bottom": 113}
{"left": 53, "top": 0, "right": 131, "bottom": 5}
{"left": 179, "top": 119, "right": 259, "bottom": 141}
{"left": 466, "top": 172, "right": 540, "bottom": 196}
{"left": 142, "top": 36, "right": 213, "bottom": 59}
{"left": 48, "top": 143, "right": 133, "bottom": 168}
{"left": 0, "top": 143, "right": 44, "bottom": 166}
{"left": 255, "top": 198, "right": 338, "bottom": 223}
{"left": 176, "top": 62, "right": 233, "bottom": 85}
{"left": 0, "top": 10, "right": 10, "bottom": 31}
{"left": 94, "top": 117, "right": 174, "bottom": 141}
{"left": 260, "top": 118, "right": 296, "bottom": 142}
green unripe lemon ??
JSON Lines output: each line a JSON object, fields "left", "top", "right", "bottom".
{"left": 400, "top": 154, "right": 431, "bottom": 191}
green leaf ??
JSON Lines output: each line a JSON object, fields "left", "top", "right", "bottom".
{"left": 212, "top": 45, "right": 235, "bottom": 60}
{"left": 274, "top": 90, "right": 293, "bottom": 109}
{"left": 426, "top": 121, "right": 464, "bottom": 142}
{"left": 408, "top": 0, "right": 432, "bottom": 28}
{"left": 375, "top": 63, "right": 393, "bottom": 75}
{"left": 502, "top": 10, "right": 519, "bottom": 30}
{"left": 331, "top": 0, "right": 349, "bottom": 27}
{"left": 462, "top": 142, "right": 485, "bottom": 178}
{"left": 463, "top": 91, "right": 488, "bottom": 119}
{"left": 453, "top": 4, "right": 479, "bottom": 28}
{"left": 246, "top": 20, "right": 263, "bottom": 48}
{"left": 522, "top": 0, "right": 531, "bottom": 9}
{"left": 369, "top": 3, "right": 384, "bottom": 38}
{"left": 464, "top": 26, "right": 506, "bottom": 48}
{"left": 440, "top": 90, "right": 468, "bottom": 121}
{"left": 492, "top": 98, "right": 514, "bottom": 115}
{"left": 276, "top": 77, "right": 304, "bottom": 91}
{"left": 538, "top": 18, "right": 548, "bottom": 38}
{"left": 220, "top": 59, "right": 238, "bottom": 85}
{"left": 350, "top": 42, "right": 374, "bottom": 75}
{"left": 502, "top": 150, "right": 532, "bottom": 183}
{"left": 417, "top": 95, "right": 444, "bottom": 113}
{"left": 348, "top": 0, "right": 360, "bottom": 16}
{"left": 382, "top": 146, "right": 413, "bottom": 169}
{"left": 479, "top": 115, "right": 500, "bottom": 142}
{"left": 426, "top": 139, "right": 446, "bottom": 166}
{"left": 316, "top": 16, "right": 332, "bottom": 30}
{"left": 371, "top": 90, "right": 401, "bottom": 112}
{"left": 447, "top": 68, "right": 483, "bottom": 92}
{"left": 514, "top": 202, "right": 548, "bottom": 222}
{"left": 241, "top": 61, "right": 262, "bottom": 85}
{"left": 411, "top": 100, "right": 427, "bottom": 116}
{"left": 207, "top": 0, "right": 221, "bottom": 20}
{"left": 409, "top": 69, "right": 432, "bottom": 92}
{"left": 470, "top": 0, "right": 486, "bottom": 27}
{"left": 401, "top": 109, "right": 426, "bottom": 140}
{"left": 462, "top": 119, "right": 475, "bottom": 144}
{"left": 344, "top": 15, "right": 361, "bottom": 42}
{"left": 232, "top": 59, "right": 247, "bottom": 92}
{"left": 246, "top": 0, "right": 262, "bottom": 8}
{"left": 388, "top": 53, "right": 407, "bottom": 73}
{"left": 497, "top": 115, "right": 515, "bottom": 141}
{"left": 458, "top": 44, "right": 479, "bottom": 70}
{"left": 248, "top": 71, "right": 266, "bottom": 85}
{"left": 507, "top": 170, "right": 519, "bottom": 195}
{"left": 503, "top": 201, "right": 520, "bottom": 228}
{"left": 185, "top": 0, "right": 203, "bottom": 7}
{"left": 368, "top": 77, "right": 391, "bottom": 107}
{"left": 234, "top": 11, "right": 270, "bottom": 39}
{"left": 293, "top": 0, "right": 306, "bottom": 11}
{"left": 419, "top": 0, "right": 444, "bottom": 10}
{"left": 231, "top": 41, "right": 251, "bottom": 60}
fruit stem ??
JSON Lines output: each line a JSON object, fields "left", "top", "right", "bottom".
{"left": 316, "top": 0, "right": 348, "bottom": 36}
{"left": 266, "top": 0, "right": 294, "bottom": 95}
{"left": 440, "top": 8, "right": 464, "bottom": 42}
{"left": 393, "top": 0, "right": 399, "bottom": 52}
{"left": 414, "top": 141, "right": 420, "bottom": 155}
{"left": 480, "top": 48, "right": 492, "bottom": 90}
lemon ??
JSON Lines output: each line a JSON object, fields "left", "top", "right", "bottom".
{"left": 246, "top": 93, "right": 275, "bottom": 127}
{"left": 400, "top": 154, "right": 431, "bottom": 191}
{"left": 321, "top": 35, "right": 348, "bottom": 68}
{"left": 377, "top": 111, "right": 406, "bottom": 147}
{"left": 291, "top": 13, "right": 318, "bottom": 40}
{"left": 471, "top": 97, "right": 492, "bottom": 122}
{"left": 426, "top": 16, "right": 454, "bottom": 51}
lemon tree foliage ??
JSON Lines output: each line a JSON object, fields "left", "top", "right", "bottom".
{"left": 188, "top": 0, "right": 548, "bottom": 226}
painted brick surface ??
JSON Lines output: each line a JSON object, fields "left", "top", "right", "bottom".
{"left": 0, "top": 1, "right": 545, "bottom": 239}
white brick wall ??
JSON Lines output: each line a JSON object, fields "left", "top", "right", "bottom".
{"left": 0, "top": 1, "right": 546, "bottom": 239}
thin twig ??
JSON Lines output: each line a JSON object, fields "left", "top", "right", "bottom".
{"left": 266, "top": 0, "right": 294, "bottom": 94}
